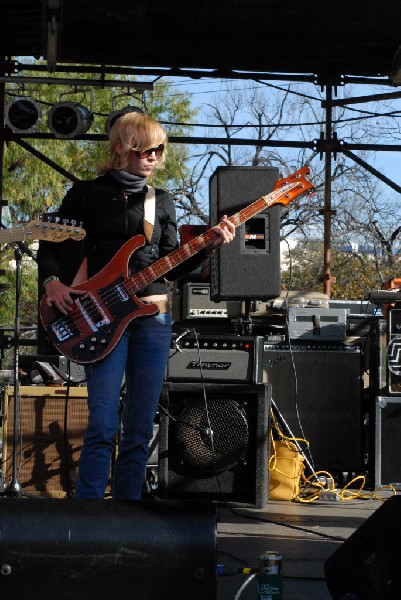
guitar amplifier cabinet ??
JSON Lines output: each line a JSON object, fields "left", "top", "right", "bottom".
{"left": 262, "top": 343, "right": 363, "bottom": 472}
{"left": 182, "top": 283, "right": 228, "bottom": 319}
{"left": 374, "top": 396, "right": 401, "bottom": 487}
{"left": 166, "top": 334, "right": 263, "bottom": 383}
{"left": 385, "top": 310, "right": 401, "bottom": 395}
{"left": 2, "top": 386, "right": 92, "bottom": 497}
{"left": 158, "top": 382, "right": 271, "bottom": 508}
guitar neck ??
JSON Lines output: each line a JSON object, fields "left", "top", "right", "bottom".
{"left": 129, "top": 188, "right": 281, "bottom": 293}
{"left": 0, "top": 226, "right": 28, "bottom": 244}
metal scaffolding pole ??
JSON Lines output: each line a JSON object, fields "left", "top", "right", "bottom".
{"left": 323, "top": 85, "right": 334, "bottom": 297}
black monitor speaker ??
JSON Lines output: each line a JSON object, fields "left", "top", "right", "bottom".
{"left": 157, "top": 382, "right": 271, "bottom": 508}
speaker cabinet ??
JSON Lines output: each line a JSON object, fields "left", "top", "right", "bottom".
{"left": 325, "top": 495, "right": 401, "bottom": 600}
{"left": 0, "top": 498, "right": 217, "bottom": 600}
{"left": 372, "top": 315, "right": 401, "bottom": 396}
{"left": 385, "top": 310, "right": 401, "bottom": 394}
{"left": 2, "top": 385, "right": 90, "bottom": 497}
{"left": 374, "top": 396, "right": 401, "bottom": 487}
{"left": 158, "top": 382, "right": 271, "bottom": 507}
{"left": 263, "top": 343, "right": 363, "bottom": 473}
{"left": 209, "top": 166, "right": 281, "bottom": 300}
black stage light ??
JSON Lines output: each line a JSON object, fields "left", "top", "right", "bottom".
{"left": 105, "top": 106, "right": 144, "bottom": 137}
{"left": 4, "top": 97, "right": 42, "bottom": 133}
{"left": 47, "top": 101, "right": 94, "bottom": 139}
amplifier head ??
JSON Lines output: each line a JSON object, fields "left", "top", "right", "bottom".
{"left": 182, "top": 283, "right": 228, "bottom": 319}
{"left": 166, "top": 334, "right": 263, "bottom": 383}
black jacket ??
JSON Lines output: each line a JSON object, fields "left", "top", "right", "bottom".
{"left": 37, "top": 173, "right": 207, "bottom": 296}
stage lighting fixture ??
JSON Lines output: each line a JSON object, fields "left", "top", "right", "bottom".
{"left": 105, "top": 106, "right": 144, "bottom": 137}
{"left": 47, "top": 101, "right": 94, "bottom": 139}
{"left": 4, "top": 97, "right": 42, "bottom": 133}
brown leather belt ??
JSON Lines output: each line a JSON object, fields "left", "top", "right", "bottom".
{"left": 140, "top": 297, "right": 171, "bottom": 314}
{"left": 153, "top": 298, "right": 171, "bottom": 314}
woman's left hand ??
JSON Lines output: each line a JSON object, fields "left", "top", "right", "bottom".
{"left": 210, "top": 215, "right": 236, "bottom": 249}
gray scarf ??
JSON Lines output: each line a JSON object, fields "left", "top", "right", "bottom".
{"left": 110, "top": 169, "right": 147, "bottom": 194}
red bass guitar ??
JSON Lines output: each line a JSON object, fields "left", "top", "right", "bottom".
{"left": 40, "top": 166, "right": 314, "bottom": 364}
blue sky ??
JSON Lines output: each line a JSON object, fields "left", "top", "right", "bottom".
{"left": 163, "top": 76, "right": 401, "bottom": 191}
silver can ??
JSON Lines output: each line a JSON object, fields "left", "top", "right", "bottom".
{"left": 259, "top": 551, "right": 282, "bottom": 574}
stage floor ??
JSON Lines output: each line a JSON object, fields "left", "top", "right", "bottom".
{"left": 216, "top": 491, "right": 392, "bottom": 599}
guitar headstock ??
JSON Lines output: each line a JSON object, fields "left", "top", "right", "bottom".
{"left": 268, "top": 166, "right": 315, "bottom": 208}
{"left": 26, "top": 219, "right": 86, "bottom": 242}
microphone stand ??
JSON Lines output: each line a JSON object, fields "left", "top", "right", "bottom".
{"left": 2, "top": 232, "right": 37, "bottom": 497}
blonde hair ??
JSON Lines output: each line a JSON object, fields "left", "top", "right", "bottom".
{"left": 98, "top": 112, "right": 167, "bottom": 175}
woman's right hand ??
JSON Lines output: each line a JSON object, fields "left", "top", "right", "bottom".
{"left": 44, "top": 279, "right": 86, "bottom": 315}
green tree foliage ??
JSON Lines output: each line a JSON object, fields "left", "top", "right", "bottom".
{"left": 282, "top": 240, "right": 401, "bottom": 299}
{"left": 0, "top": 257, "right": 38, "bottom": 325}
{"left": 0, "top": 69, "right": 197, "bottom": 330}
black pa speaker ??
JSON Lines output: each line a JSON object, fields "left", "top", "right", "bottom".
{"left": 157, "top": 382, "right": 271, "bottom": 508}
{"left": 209, "top": 166, "right": 281, "bottom": 300}
{"left": 325, "top": 495, "right": 401, "bottom": 600}
{"left": 0, "top": 498, "right": 217, "bottom": 600}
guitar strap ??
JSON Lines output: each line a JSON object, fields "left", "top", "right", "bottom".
{"left": 71, "top": 187, "right": 156, "bottom": 286}
{"left": 143, "top": 185, "right": 155, "bottom": 242}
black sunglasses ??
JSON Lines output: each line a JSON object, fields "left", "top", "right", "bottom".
{"left": 134, "top": 144, "right": 165, "bottom": 159}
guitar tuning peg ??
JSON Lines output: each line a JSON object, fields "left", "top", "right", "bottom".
{"left": 62, "top": 219, "right": 68, "bottom": 225}
{"left": 70, "top": 220, "right": 77, "bottom": 226}
{"left": 79, "top": 222, "right": 84, "bottom": 228}
{"left": 54, "top": 216, "right": 60, "bottom": 224}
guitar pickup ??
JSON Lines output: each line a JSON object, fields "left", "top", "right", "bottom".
{"left": 76, "top": 293, "right": 111, "bottom": 331}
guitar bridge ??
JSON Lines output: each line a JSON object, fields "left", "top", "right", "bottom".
{"left": 49, "top": 315, "right": 79, "bottom": 343}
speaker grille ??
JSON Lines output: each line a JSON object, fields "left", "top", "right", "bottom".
{"left": 175, "top": 398, "right": 249, "bottom": 472}
{"left": 2, "top": 386, "right": 89, "bottom": 496}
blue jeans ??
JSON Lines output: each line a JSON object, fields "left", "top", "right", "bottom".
{"left": 75, "top": 312, "right": 172, "bottom": 500}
